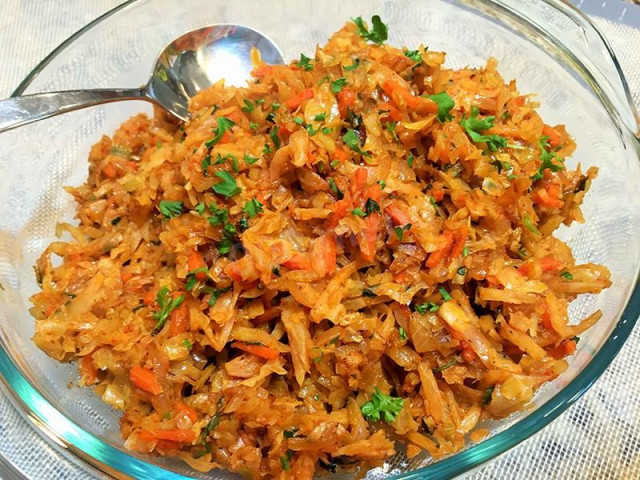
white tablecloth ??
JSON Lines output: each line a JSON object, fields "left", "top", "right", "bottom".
{"left": 0, "top": 1, "right": 638, "bottom": 479}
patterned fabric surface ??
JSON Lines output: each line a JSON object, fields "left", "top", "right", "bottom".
{"left": 0, "top": 1, "right": 638, "bottom": 479}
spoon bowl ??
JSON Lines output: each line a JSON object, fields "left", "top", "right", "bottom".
{"left": 147, "top": 24, "right": 285, "bottom": 120}
{"left": 0, "top": 24, "right": 285, "bottom": 132}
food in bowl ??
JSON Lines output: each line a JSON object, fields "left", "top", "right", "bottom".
{"left": 30, "top": 16, "right": 611, "bottom": 479}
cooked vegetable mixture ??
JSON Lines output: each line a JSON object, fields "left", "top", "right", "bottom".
{"left": 31, "top": 16, "right": 611, "bottom": 479}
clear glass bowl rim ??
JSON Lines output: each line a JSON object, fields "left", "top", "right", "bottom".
{"left": 0, "top": 1, "right": 638, "bottom": 479}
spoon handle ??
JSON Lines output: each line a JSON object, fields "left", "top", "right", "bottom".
{"left": 0, "top": 88, "right": 147, "bottom": 134}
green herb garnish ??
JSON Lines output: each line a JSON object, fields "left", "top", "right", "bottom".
{"left": 205, "top": 117, "right": 236, "bottom": 148}
{"left": 270, "top": 126, "right": 281, "bottom": 149}
{"left": 243, "top": 198, "right": 264, "bottom": 218}
{"left": 427, "top": 92, "right": 455, "bottom": 123}
{"left": 439, "top": 287, "right": 452, "bottom": 302}
{"left": 331, "top": 77, "right": 347, "bottom": 94}
{"left": 361, "top": 387, "right": 404, "bottom": 423}
{"left": 344, "top": 58, "right": 360, "bottom": 71}
{"left": 404, "top": 49, "right": 422, "bottom": 63}
{"left": 212, "top": 171, "right": 240, "bottom": 198}
{"left": 158, "top": 200, "right": 183, "bottom": 219}
{"left": 523, "top": 214, "right": 540, "bottom": 235}
{"left": 531, "top": 136, "right": 564, "bottom": 181}
{"left": 296, "top": 53, "right": 313, "bottom": 71}
{"left": 342, "top": 129, "right": 369, "bottom": 156}
{"left": 151, "top": 286, "right": 184, "bottom": 335}
{"left": 328, "top": 178, "right": 344, "bottom": 199}
{"left": 461, "top": 107, "right": 507, "bottom": 151}
{"left": 353, "top": 15, "right": 388, "bottom": 45}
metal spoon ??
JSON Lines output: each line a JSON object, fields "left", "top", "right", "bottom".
{"left": 0, "top": 24, "right": 285, "bottom": 133}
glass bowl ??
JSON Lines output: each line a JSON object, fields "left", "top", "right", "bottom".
{"left": 0, "top": 0, "right": 638, "bottom": 478}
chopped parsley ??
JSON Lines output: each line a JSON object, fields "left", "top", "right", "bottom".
{"left": 158, "top": 200, "right": 183, "bottom": 219}
{"left": 457, "top": 267, "right": 467, "bottom": 276}
{"left": 560, "top": 271, "right": 574, "bottom": 280}
{"left": 243, "top": 198, "right": 264, "bottom": 218}
{"left": 182, "top": 338, "right": 193, "bottom": 349}
{"left": 433, "top": 358, "right": 457, "bottom": 372}
{"left": 314, "top": 113, "right": 327, "bottom": 121}
{"left": 331, "top": 77, "right": 347, "bottom": 94}
{"left": 461, "top": 107, "right": 508, "bottom": 151}
{"left": 217, "top": 223, "right": 237, "bottom": 255}
{"left": 151, "top": 286, "right": 184, "bottom": 335}
{"left": 205, "top": 116, "right": 235, "bottom": 148}
{"left": 270, "top": 126, "right": 281, "bottom": 149}
{"left": 427, "top": 92, "right": 455, "bottom": 123}
{"left": 295, "top": 53, "right": 313, "bottom": 71}
{"left": 241, "top": 99, "right": 254, "bottom": 113}
{"left": 185, "top": 267, "right": 208, "bottom": 291}
{"left": 353, "top": 15, "right": 388, "bottom": 45}
{"left": 463, "top": 246, "right": 470, "bottom": 257}
{"left": 482, "top": 385, "right": 495, "bottom": 406}
{"left": 272, "top": 266, "right": 281, "bottom": 277}
{"left": 342, "top": 129, "right": 370, "bottom": 156}
{"left": 394, "top": 223, "right": 412, "bottom": 241}
{"left": 351, "top": 207, "right": 367, "bottom": 217}
{"left": 523, "top": 214, "right": 540, "bottom": 235}
{"left": 365, "top": 198, "right": 381, "bottom": 215}
{"left": 385, "top": 121, "right": 399, "bottom": 142}
{"left": 362, "top": 288, "right": 377, "bottom": 298}
{"left": 344, "top": 58, "right": 360, "bottom": 71}
{"left": 280, "top": 450, "right": 293, "bottom": 471}
{"left": 244, "top": 153, "right": 259, "bottom": 165}
{"left": 378, "top": 180, "right": 386, "bottom": 190}
{"left": 439, "top": 287, "right": 452, "bottom": 302}
{"left": 407, "top": 152, "right": 414, "bottom": 168}
{"left": 194, "top": 202, "right": 205, "bottom": 215}
{"left": 201, "top": 154, "right": 211, "bottom": 175}
{"left": 283, "top": 428, "right": 302, "bottom": 439}
{"left": 531, "top": 136, "right": 564, "bottom": 181}
{"left": 207, "top": 203, "right": 229, "bottom": 226}
{"left": 399, "top": 327, "right": 407, "bottom": 340}
{"left": 327, "top": 178, "right": 344, "bottom": 199}
{"left": 361, "top": 387, "right": 404, "bottom": 423}
{"left": 207, "top": 286, "right": 231, "bottom": 306}
{"left": 404, "top": 49, "right": 422, "bottom": 63}
{"left": 212, "top": 171, "right": 240, "bottom": 198}
{"left": 414, "top": 302, "right": 439, "bottom": 314}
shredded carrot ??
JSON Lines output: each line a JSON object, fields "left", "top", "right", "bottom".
{"left": 282, "top": 252, "right": 312, "bottom": 270}
{"left": 542, "top": 124, "right": 561, "bottom": 148}
{"left": 120, "top": 272, "right": 134, "bottom": 284}
{"left": 337, "top": 88, "right": 357, "bottom": 118}
{"left": 176, "top": 401, "right": 198, "bottom": 423}
{"left": 102, "top": 163, "right": 118, "bottom": 179}
{"left": 143, "top": 288, "right": 156, "bottom": 306}
{"left": 311, "top": 233, "right": 337, "bottom": 276}
{"left": 81, "top": 354, "right": 98, "bottom": 385}
{"left": 151, "top": 429, "right": 196, "bottom": 443}
{"left": 286, "top": 88, "right": 314, "bottom": 110}
{"left": 187, "top": 250, "right": 208, "bottom": 280}
{"left": 426, "top": 231, "right": 455, "bottom": 268}
{"left": 385, "top": 202, "right": 411, "bottom": 226}
{"left": 130, "top": 366, "right": 163, "bottom": 395}
{"left": 231, "top": 341, "right": 280, "bottom": 360}
{"left": 168, "top": 304, "right": 189, "bottom": 336}
{"left": 381, "top": 79, "right": 420, "bottom": 108}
